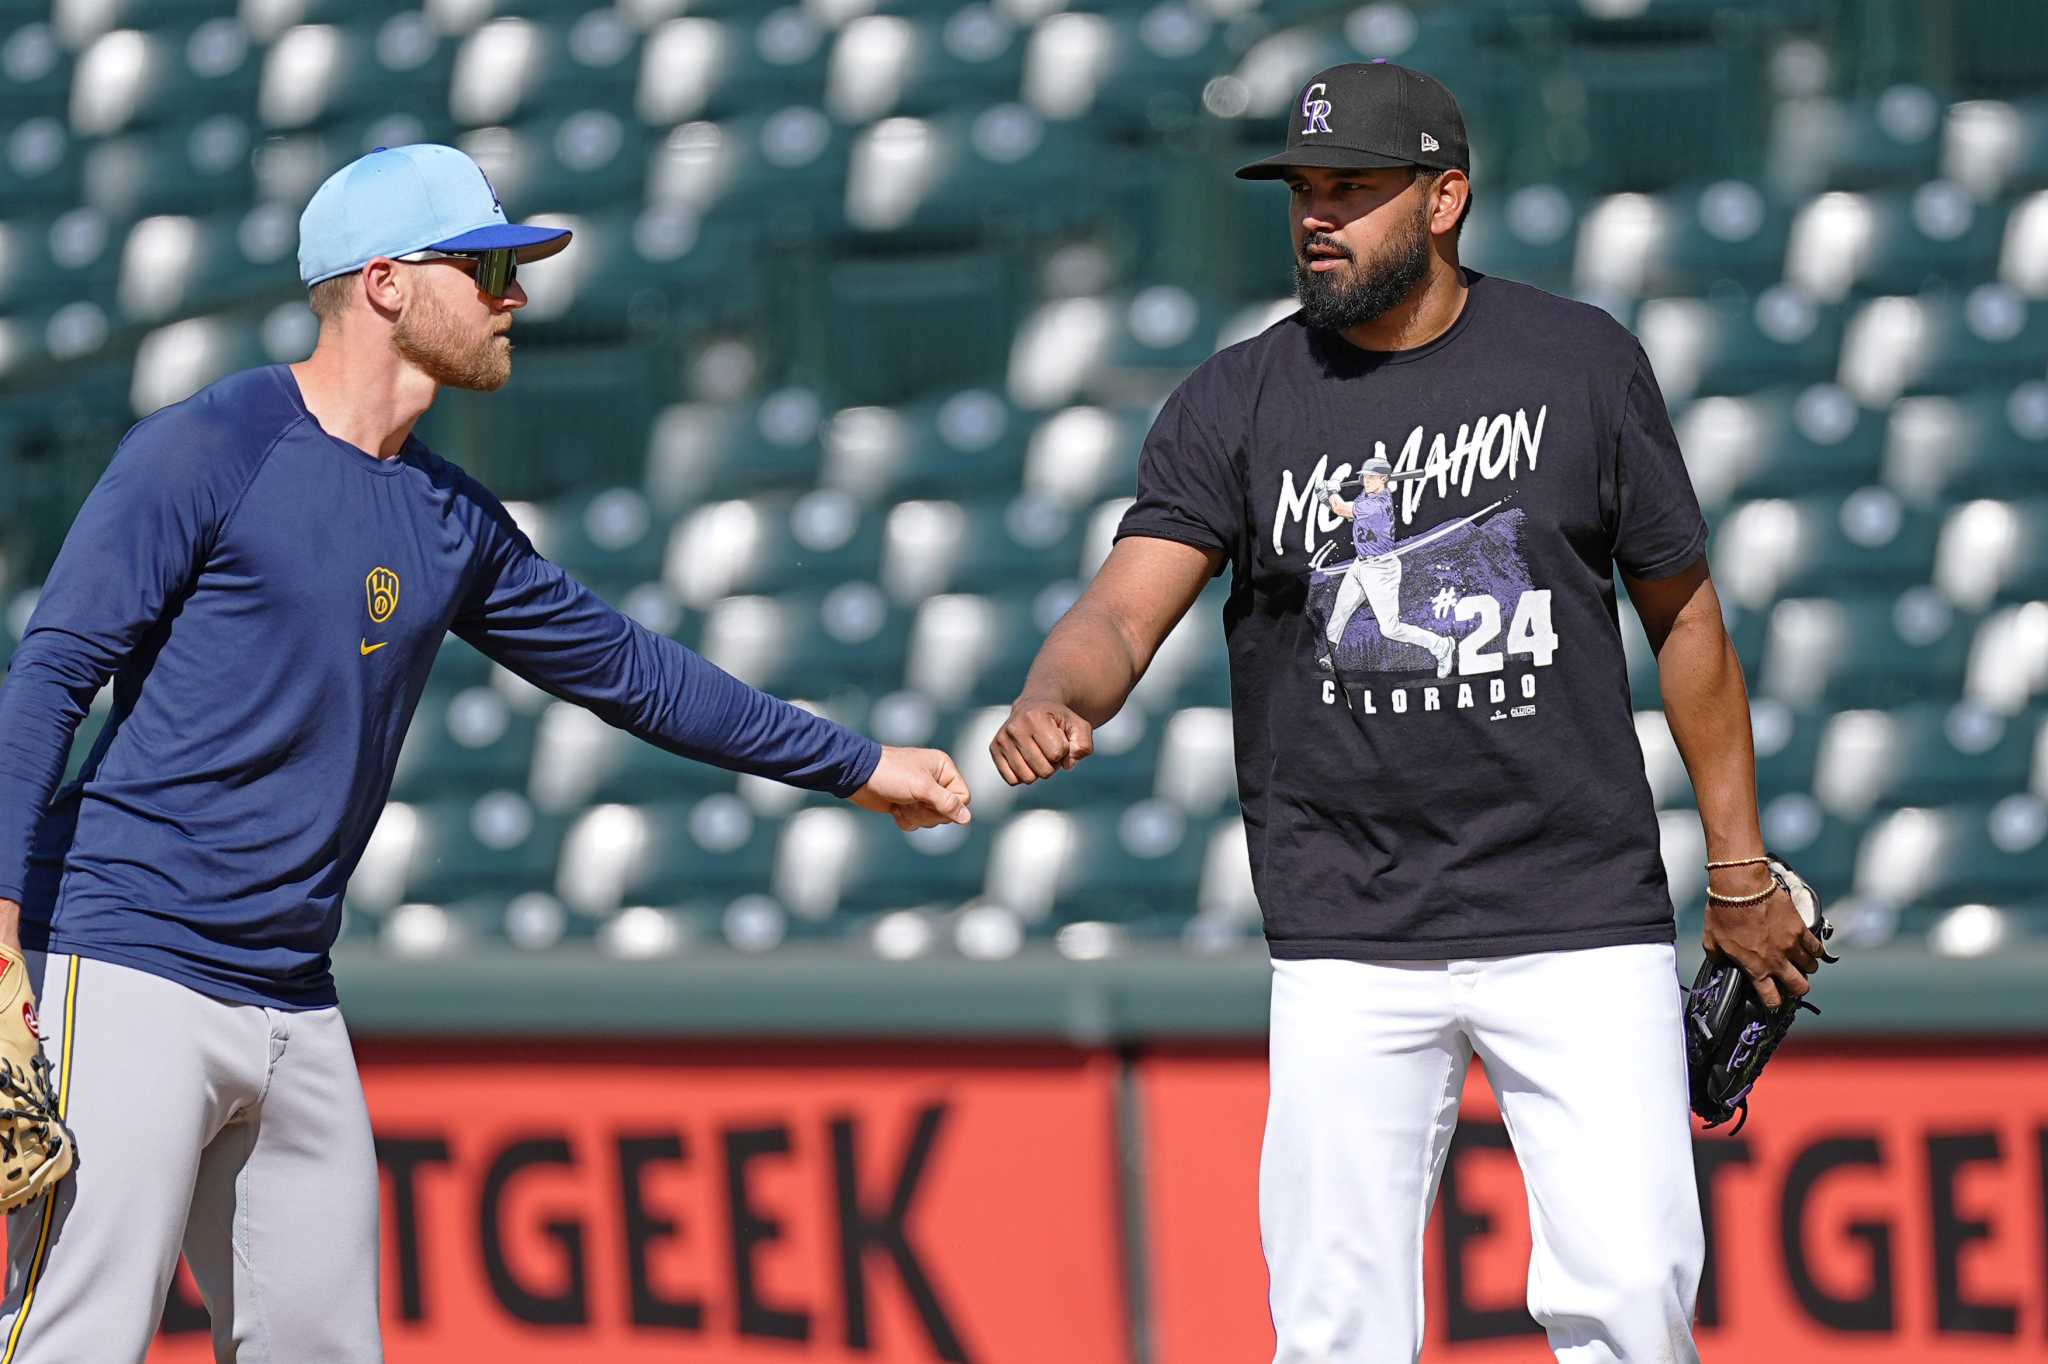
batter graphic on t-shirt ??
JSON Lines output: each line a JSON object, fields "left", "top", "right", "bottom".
{"left": 1319, "top": 456, "right": 1454, "bottom": 677}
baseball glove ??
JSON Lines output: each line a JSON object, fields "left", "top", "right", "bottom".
{"left": 1684, "top": 858, "right": 1835, "bottom": 1134}
{"left": 0, "top": 944, "right": 73, "bottom": 1212}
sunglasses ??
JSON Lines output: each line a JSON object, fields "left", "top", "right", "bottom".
{"left": 397, "top": 247, "right": 519, "bottom": 299}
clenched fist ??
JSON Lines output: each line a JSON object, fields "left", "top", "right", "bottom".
{"left": 849, "top": 746, "right": 972, "bottom": 831}
{"left": 990, "top": 697, "right": 1095, "bottom": 786}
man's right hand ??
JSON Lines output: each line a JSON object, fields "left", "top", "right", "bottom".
{"left": 991, "top": 698, "right": 1095, "bottom": 786}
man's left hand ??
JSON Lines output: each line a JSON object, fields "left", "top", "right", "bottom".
{"left": 849, "top": 747, "right": 973, "bottom": 832}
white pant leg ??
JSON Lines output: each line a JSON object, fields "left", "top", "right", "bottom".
{"left": 183, "top": 1006, "right": 382, "bottom": 1364}
{"left": 1327, "top": 565, "right": 1369, "bottom": 645}
{"left": 1261, "top": 958, "right": 1471, "bottom": 1364}
{"left": 1363, "top": 559, "right": 1445, "bottom": 655}
{"left": 0, "top": 955, "right": 266, "bottom": 1364}
{"left": 1466, "top": 945, "right": 1703, "bottom": 1363}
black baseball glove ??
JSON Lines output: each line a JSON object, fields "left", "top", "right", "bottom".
{"left": 1683, "top": 858, "right": 1835, "bottom": 1134}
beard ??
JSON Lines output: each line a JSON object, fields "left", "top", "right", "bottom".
{"left": 1293, "top": 197, "right": 1433, "bottom": 332}
{"left": 394, "top": 287, "right": 512, "bottom": 392}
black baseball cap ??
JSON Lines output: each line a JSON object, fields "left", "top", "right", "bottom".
{"left": 1236, "top": 61, "right": 1469, "bottom": 180}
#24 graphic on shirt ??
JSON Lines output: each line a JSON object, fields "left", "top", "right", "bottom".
{"left": 1278, "top": 405, "right": 1556, "bottom": 721}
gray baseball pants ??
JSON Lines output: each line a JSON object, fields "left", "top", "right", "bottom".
{"left": 0, "top": 952, "right": 381, "bottom": 1363}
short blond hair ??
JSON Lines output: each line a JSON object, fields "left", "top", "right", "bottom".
{"left": 307, "top": 273, "right": 355, "bottom": 323}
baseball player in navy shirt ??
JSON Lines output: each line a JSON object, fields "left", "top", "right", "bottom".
{"left": 0, "top": 144, "right": 971, "bottom": 1362}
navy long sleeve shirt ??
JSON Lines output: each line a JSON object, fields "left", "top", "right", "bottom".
{"left": 0, "top": 365, "right": 881, "bottom": 1008}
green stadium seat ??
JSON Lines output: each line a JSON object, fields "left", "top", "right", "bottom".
{"left": 1932, "top": 497, "right": 2048, "bottom": 607}
{"left": 1580, "top": 182, "right": 1791, "bottom": 299}
{"left": 1, "top": 116, "right": 83, "bottom": 215}
{"left": 1770, "top": 89, "right": 1944, "bottom": 195}
{"left": 904, "top": 592, "right": 1040, "bottom": 708}
{"left": 1676, "top": 386, "right": 1885, "bottom": 508}
{"left": 827, "top": 817, "right": 993, "bottom": 917}
{"left": 447, "top": 11, "right": 641, "bottom": 127}
{"left": 698, "top": 586, "right": 909, "bottom": 701}
{"left": 1934, "top": 797, "right": 2048, "bottom": 905}
{"left": 635, "top": 12, "right": 831, "bottom": 128}
{"left": 1849, "top": 185, "right": 2008, "bottom": 297}
{"left": 0, "top": 210, "right": 123, "bottom": 313}
{"left": 870, "top": 9, "right": 1027, "bottom": 119}
{"left": 610, "top": 799, "right": 781, "bottom": 909}
{"left": 662, "top": 490, "right": 888, "bottom": 607}
{"left": 1638, "top": 287, "right": 1845, "bottom": 400}
{"left": 1, "top": 21, "right": 73, "bottom": 123}
{"left": 379, "top": 796, "right": 568, "bottom": 909}
{"left": 1816, "top": 703, "right": 2035, "bottom": 821}
{"left": 1038, "top": 803, "right": 1206, "bottom": 925}
{"left": 1898, "top": 286, "right": 2048, "bottom": 395}
{"left": 389, "top": 685, "right": 541, "bottom": 803}
{"left": 529, "top": 488, "right": 668, "bottom": 599}
{"left": 646, "top": 109, "right": 851, "bottom": 239}
{"left": 81, "top": 120, "right": 262, "bottom": 224}
{"left": 1748, "top": 700, "right": 1826, "bottom": 804}
{"left": 1882, "top": 385, "right": 2048, "bottom": 503}
{"left": 644, "top": 394, "right": 831, "bottom": 508}
{"left": 1757, "top": 591, "right": 1971, "bottom": 712}
{"left": 1461, "top": 184, "right": 1583, "bottom": 297}
{"left": 1770, "top": 492, "right": 1942, "bottom": 598}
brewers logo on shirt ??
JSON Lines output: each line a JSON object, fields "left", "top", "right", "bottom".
{"left": 365, "top": 567, "right": 400, "bottom": 624}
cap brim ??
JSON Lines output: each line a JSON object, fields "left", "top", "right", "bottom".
{"left": 1235, "top": 144, "right": 1416, "bottom": 180}
{"left": 428, "top": 223, "right": 573, "bottom": 262}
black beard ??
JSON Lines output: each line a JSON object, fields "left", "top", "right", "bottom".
{"left": 1293, "top": 213, "right": 1432, "bottom": 332}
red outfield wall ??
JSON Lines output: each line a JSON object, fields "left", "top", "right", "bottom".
{"left": 118, "top": 1041, "right": 2048, "bottom": 1362}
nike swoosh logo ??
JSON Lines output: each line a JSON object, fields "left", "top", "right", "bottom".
{"left": 360, "top": 640, "right": 388, "bottom": 656}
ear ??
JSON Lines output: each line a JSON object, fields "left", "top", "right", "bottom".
{"left": 360, "top": 258, "right": 407, "bottom": 316}
{"left": 1427, "top": 169, "right": 1469, "bottom": 239}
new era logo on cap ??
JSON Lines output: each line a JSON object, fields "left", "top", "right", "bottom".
{"left": 1236, "top": 61, "right": 1470, "bottom": 181}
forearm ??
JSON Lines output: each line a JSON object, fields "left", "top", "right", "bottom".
{"left": 1018, "top": 600, "right": 1145, "bottom": 728}
{"left": 0, "top": 900, "right": 18, "bottom": 954}
{"left": 1656, "top": 613, "right": 1767, "bottom": 862}
{"left": 0, "top": 643, "right": 103, "bottom": 902}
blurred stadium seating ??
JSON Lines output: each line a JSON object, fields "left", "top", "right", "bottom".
{"left": 4, "top": 0, "right": 2046, "bottom": 968}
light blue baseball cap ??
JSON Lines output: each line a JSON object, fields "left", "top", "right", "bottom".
{"left": 297, "top": 143, "right": 572, "bottom": 287}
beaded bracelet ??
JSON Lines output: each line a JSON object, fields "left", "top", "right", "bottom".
{"left": 1705, "top": 883, "right": 1778, "bottom": 905}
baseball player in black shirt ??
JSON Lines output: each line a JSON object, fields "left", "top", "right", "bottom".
{"left": 994, "top": 63, "right": 1822, "bottom": 1362}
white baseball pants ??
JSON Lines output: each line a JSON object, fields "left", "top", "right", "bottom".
{"left": 0, "top": 953, "right": 381, "bottom": 1363}
{"left": 1261, "top": 944, "right": 1703, "bottom": 1364}
{"left": 1327, "top": 557, "right": 1447, "bottom": 656}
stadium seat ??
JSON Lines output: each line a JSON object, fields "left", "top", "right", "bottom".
{"left": 389, "top": 684, "right": 541, "bottom": 803}
{"left": 1676, "top": 385, "right": 1885, "bottom": 508}
{"left": 0, "top": 22, "right": 73, "bottom": 125}
{"left": 1, "top": 115, "right": 84, "bottom": 215}
{"left": 697, "top": 587, "right": 909, "bottom": 700}
{"left": 635, "top": 12, "right": 831, "bottom": 128}
{"left": 792, "top": 812, "right": 993, "bottom": 918}
{"left": 352, "top": 796, "right": 568, "bottom": 912}
{"left": 1768, "top": 89, "right": 1944, "bottom": 195}
{"left": 1754, "top": 591, "right": 1972, "bottom": 712}
{"left": 1815, "top": 703, "right": 2035, "bottom": 817}
{"left": 1576, "top": 182, "right": 1791, "bottom": 300}
{"left": 644, "top": 393, "right": 833, "bottom": 509}
{"left": 1636, "top": 288, "right": 1845, "bottom": 400}
{"left": 662, "top": 490, "right": 887, "bottom": 608}
{"left": 1884, "top": 385, "right": 2048, "bottom": 503}
{"left": 1933, "top": 498, "right": 2048, "bottom": 608}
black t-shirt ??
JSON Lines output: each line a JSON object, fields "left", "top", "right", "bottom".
{"left": 1116, "top": 272, "right": 1709, "bottom": 961}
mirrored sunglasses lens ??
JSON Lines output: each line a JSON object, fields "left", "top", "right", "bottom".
{"left": 476, "top": 250, "right": 516, "bottom": 296}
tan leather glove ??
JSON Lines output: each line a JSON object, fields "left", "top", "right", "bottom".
{"left": 0, "top": 944, "right": 74, "bottom": 1212}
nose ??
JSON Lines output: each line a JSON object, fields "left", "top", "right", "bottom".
{"left": 499, "top": 279, "right": 528, "bottom": 311}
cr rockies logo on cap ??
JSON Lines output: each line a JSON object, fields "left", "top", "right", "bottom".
{"left": 1301, "top": 82, "right": 1333, "bottom": 135}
